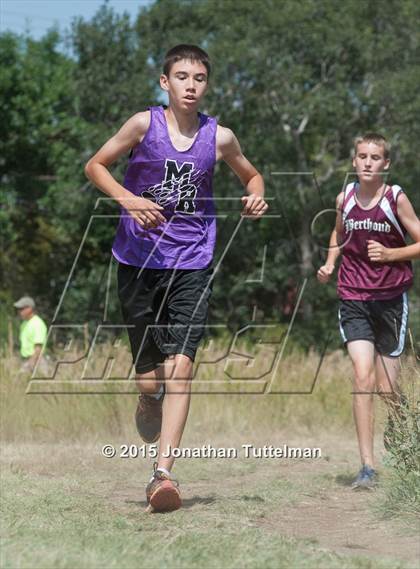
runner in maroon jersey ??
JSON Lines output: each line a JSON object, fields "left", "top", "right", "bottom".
{"left": 317, "top": 133, "right": 420, "bottom": 489}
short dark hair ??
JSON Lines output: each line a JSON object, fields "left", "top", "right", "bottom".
{"left": 354, "top": 132, "right": 390, "bottom": 160}
{"left": 163, "top": 44, "right": 211, "bottom": 78}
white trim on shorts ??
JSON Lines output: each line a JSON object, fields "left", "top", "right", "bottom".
{"left": 338, "top": 307, "right": 347, "bottom": 342}
{"left": 389, "top": 292, "right": 409, "bottom": 357}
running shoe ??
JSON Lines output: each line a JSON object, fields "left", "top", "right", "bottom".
{"left": 351, "top": 465, "right": 377, "bottom": 490}
{"left": 135, "top": 393, "right": 163, "bottom": 443}
{"left": 146, "top": 465, "right": 182, "bottom": 512}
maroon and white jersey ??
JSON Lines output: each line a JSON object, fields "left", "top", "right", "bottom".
{"left": 337, "top": 182, "right": 413, "bottom": 301}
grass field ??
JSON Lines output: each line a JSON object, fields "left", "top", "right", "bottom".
{"left": 1, "top": 348, "right": 419, "bottom": 569}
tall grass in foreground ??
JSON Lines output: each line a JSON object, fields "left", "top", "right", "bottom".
{"left": 0, "top": 348, "right": 348, "bottom": 442}
{"left": 1, "top": 342, "right": 419, "bottom": 520}
{"left": 375, "top": 357, "right": 420, "bottom": 522}
{"left": 0, "top": 343, "right": 414, "bottom": 443}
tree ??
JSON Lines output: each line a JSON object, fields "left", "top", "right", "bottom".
{"left": 2, "top": 0, "right": 419, "bottom": 349}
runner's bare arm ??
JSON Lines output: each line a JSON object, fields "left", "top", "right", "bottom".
{"left": 317, "top": 192, "right": 344, "bottom": 283}
{"left": 84, "top": 112, "right": 166, "bottom": 228}
{"left": 367, "top": 193, "right": 420, "bottom": 262}
{"left": 85, "top": 112, "right": 148, "bottom": 198}
{"left": 217, "top": 126, "right": 267, "bottom": 218}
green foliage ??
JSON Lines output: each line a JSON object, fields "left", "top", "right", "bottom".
{"left": 367, "top": 356, "right": 420, "bottom": 522}
{"left": 1, "top": 0, "right": 419, "bottom": 349}
{"left": 379, "top": 378, "right": 420, "bottom": 519}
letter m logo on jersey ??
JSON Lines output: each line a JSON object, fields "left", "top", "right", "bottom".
{"left": 164, "top": 159, "right": 197, "bottom": 215}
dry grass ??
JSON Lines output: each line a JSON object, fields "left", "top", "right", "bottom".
{"left": 1, "top": 343, "right": 419, "bottom": 569}
{"left": 1, "top": 341, "right": 415, "bottom": 443}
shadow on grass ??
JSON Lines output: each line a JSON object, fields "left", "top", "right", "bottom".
{"left": 239, "top": 495, "right": 265, "bottom": 503}
{"left": 335, "top": 473, "right": 355, "bottom": 487}
{"left": 126, "top": 495, "right": 217, "bottom": 509}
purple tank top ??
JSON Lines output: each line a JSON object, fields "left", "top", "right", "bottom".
{"left": 112, "top": 106, "right": 217, "bottom": 269}
{"left": 337, "top": 182, "right": 413, "bottom": 300}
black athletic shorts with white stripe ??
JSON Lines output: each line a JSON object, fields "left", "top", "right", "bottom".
{"left": 338, "top": 292, "right": 409, "bottom": 357}
{"left": 117, "top": 262, "right": 214, "bottom": 374}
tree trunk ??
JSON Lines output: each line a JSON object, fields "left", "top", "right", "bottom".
{"left": 294, "top": 129, "right": 313, "bottom": 321}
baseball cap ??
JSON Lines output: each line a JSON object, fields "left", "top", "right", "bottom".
{"left": 13, "top": 296, "right": 35, "bottom": 309}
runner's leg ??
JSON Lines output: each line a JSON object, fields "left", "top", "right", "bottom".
{"left": 154, "top": 267, "right": 212, "bottom": 472}
{"left": 135, "top": 368, "right": 163, "bottom": 395}
{"left": 347, "top": 340, "right": 376, "bottom": 467}
{"left": 157, "top": 354, "right": 193, "bottom": 472}
{"left": 375, "top": 353, "right": 406, "bottom": 450}
{"left": 375, "top": 353, "right": 401, "bottom": 402}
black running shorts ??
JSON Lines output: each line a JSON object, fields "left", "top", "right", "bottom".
{"left": 338, "top": 293, "right": 409, "bottom": 357}
{"left": 117, "top": 263, "right": 214, "bottom": 373}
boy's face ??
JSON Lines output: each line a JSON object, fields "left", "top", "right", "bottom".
{"left": 160, "top": 59, "right": 208, "bottom": 111}
{"left": 352, "top": 142, "right": 390, "bottom": 184}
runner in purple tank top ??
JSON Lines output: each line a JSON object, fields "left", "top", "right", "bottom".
{"left": 112, "top": 104, "right": 218, "bottom": 270}
{"left": 317, "top": 133, "right": 420, "bottom": 489}
{"left": 85, "top": 45, "right": 268, "bottom": 511}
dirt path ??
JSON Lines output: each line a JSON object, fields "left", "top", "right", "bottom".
{"left": 2, "top": 436, "right": 419, "bottom": 567}
{"left": 105, "top": 433, "right": 419, "bottom": 566}
{"left": 254, "top": 457, "right": 419, "bottom": 564}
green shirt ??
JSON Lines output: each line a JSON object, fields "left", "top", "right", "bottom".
{"left": 19, "top": 314, "right": 47, "bottom": 358}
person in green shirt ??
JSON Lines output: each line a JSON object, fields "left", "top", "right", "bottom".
{"left": 14, "top": 296, "right": 47, "bottom": 373}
